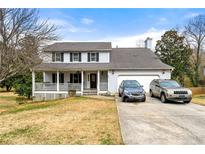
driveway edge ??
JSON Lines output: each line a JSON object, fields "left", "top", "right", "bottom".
{"left": 115, "top": 95, "right": 125, "bottom": 145}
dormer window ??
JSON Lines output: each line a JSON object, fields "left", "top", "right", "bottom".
{"left": 70, "top": 52, "right": 81, "bottom": 62}
{"left": 88, "top": 52, "right": 99, "bottom": 62}
{"left": 52, "top": 52, "right": 64, "bottom": 62}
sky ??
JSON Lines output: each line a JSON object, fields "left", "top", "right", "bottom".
{"left": 39, "top": 8, "right": 205, "bottom": 49}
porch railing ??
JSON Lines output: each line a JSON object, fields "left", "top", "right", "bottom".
{"left": 35, "top": 82, "right": 81, "bottom": 91}
{"left": 35, "top": 83, "right": 57, "bottom": 91}
{"left": 35, "top": 82, "right": 107, "bottom": 91}
{"left": 100, "top": 82, "right": 108, "bottom": 91}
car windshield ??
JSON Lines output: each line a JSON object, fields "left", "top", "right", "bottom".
{"left": 124, "top": 80, "right": 141, "bottom": 88}
{"left": 159, "top": 80, "right": 181, "bottom": 88}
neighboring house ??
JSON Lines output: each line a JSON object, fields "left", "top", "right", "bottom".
{"left": 32, "top": 40, "right": 173, "bottom": 101}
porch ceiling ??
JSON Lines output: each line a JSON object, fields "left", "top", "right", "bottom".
{"left": 32, "top": 63, "right": 110, "bottom": 71}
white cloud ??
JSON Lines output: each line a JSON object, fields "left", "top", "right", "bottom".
{"left": 159, "top": 17, "right": 167, "bottom": 22}
{"left": 184, "top": 12, "right": 200, "bottom": 18}
{"left": 81, "top": 18, "right": 94, "bottom": 25}
{"left": 47, "top": 18, "right": 95, "bottom": 33}
{"left": 60, "top": 27, "right": 166, "bottom": 50}
{"left": 107, "top": 28, "right": 166, "bottom": 50}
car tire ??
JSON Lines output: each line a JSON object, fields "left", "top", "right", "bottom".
{"left": 160, "top": 93, "right": 167, "bottom": 103}
{"left": 141, "top": 96, "right": 146, "bottom": 102}
{"left": 150, "top": 90, "right": 154, "bottom": 97}
{"left": 184, "top": 100, "right": 191, "bottom": 104}
{"left": 123, "top": 97, "right": 129, "bottom": 102}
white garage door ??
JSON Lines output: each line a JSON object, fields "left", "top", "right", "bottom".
{"left": 117, "top": 75, "right": 159, "bottom": 93}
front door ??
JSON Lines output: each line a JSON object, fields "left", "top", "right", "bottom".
{"left": 90, "top": 73, "right": 97, "bottom": 89}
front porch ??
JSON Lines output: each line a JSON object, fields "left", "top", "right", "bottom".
{"left": 32, "top": 70, "right": 108, "bottom": 100}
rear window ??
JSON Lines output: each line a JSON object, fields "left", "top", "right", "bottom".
{"left": 124, "top": 80, "right": 141, "bottom": 88}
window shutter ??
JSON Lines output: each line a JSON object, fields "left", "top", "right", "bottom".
{"left": 60, "top": 73, "right": 64, "bottom": 83}
{"left": 88, "top": 53, "right": 90, "bottom": 62}
{"left": 79, "top": 53, "right": 81, "bottom": 62}
{"left": 70, "top": 53, "right": 73, "bottom": 62}
{"left": 52, "top": 53, "right": 55, "bottom": 62}
{"left": 79, "top": 73, "right": 82, "bottom": 83}
{"left": 96, "top": 53, "right": 99, "bottom": 62}
{"left": 52, "top": 73, "right": 57, "bottom": 83}
{"left": 70, "top": 73, "right": 73, "bottom": 83}
{"left": 61, "top": 53, "right": 64, "bottom": 62}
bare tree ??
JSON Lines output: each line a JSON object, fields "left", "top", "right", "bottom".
{"left": 184, "top": 15, "right": 205, "bottom": 86}
{"left": 0, "top": 9, "right": 58, "bottom": 82}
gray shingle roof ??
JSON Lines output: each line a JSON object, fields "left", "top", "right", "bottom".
{"left": 110, "top": 48, "right": 173, "bottom": 69}
{"left": 43, "top": 42, "right": 112, "bottom": 52}
{"left": 33, "top": 47, "right": 173, "bottom": 71}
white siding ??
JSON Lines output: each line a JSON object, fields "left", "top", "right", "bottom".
{"left": 82, "top": 52, "right": 87, "bottom": 62}
{"left": 99, "top": 52, "right": 110, "bottom": 63}
{"left": 64, "top": 53, "right": 70, "bottom": 63}
{"left": 42, "top": 51, "right": 110, "bottom": 63}
{"left": 108, "top": 70, "right": 171, "bottom": 93}
{"left": 45, "top": 72, "right": 53, "bottom": 82}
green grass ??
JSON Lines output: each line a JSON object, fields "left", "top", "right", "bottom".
{"left": 192, "top": 94, "right": 205, "bottom": 106}
{"left": 0, "top": 126, "right": 38, "bottom": 144}
{"left": 99, "top": 134, "right": 114, "bottom": 145}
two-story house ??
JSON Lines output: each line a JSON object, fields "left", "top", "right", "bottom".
{"left": 32, "top": 41, "right": 173, "bottom": 101}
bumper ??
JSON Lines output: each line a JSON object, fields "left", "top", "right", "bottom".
{"left": 166, "top": 94, "right": 192, "bottom": 102}
{"left": 123, "top": 94, "right": 145, "bottom": 101}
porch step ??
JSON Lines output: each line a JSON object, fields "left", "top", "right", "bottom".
{"left": 83, "top": 89, "right": 97, "bottom": 95}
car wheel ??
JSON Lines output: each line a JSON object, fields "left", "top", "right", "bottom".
{"left": 150, "top": 90, "right": 154, "bottom": 97}
{"left": 141, "top": 96, "right": 146, "bottom": 102}
{"left": 160, "top": 93, "right": 166, "bottom": 103}
{"left": 184, "top": 100, "right": 191, "bottom": 104}
{"left": 123, "top": 97, "right": 129, "bottom": 102}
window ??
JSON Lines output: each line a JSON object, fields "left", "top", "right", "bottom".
{"left": 52, "top": 52, "right": 64, "bottom": 62}
{"left": 70, "top": 53, "right": 81, "bottom": 62}
{"left": 70, "top": 73, "right": 81, "bottom": 83}
{"left": 52, "top": 73, "right": 64, "bottom": 83}
{"left": 88, "top": 52, "right": 99, "bottom": 62}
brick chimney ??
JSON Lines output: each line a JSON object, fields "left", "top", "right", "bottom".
{"left": 144, "top": 37, "right": 152, "bottom": 49}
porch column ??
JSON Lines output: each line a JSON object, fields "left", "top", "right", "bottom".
{"left": 32, "top": 70, "right": 35, "bottom": 97}
{"left": 81, "top": 70, "right": 84, "bottom": 95}
{"left": 97, "top": 70, "right": 100, "bottom": 95}
{"left": 43, "top": 72, "right": 46, "bottom": 82}
{"left": 57, "top": 70, "right": 59, "bottom": 91}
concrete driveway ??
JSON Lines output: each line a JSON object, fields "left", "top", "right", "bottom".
{"left": 116, "top": 95, "right": 205, "bottom": 144}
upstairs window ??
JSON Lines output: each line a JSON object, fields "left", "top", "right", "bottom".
{"left": 52, "top": 52, "right": 64, "bottom": 62}
{"left": 87, "top": 52, "right": 99, "bottom": 62}
{"left": 70, "top": 53, "right": 81, "bottom": 62}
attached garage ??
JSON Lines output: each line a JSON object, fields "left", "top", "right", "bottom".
{"left": 117, "top": 75, "right": 160, "bottom": 92}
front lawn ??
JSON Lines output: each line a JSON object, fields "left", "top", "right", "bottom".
{"left": 0, "top": 92, "right": 123, "bottom": 144}
{"left": 192, "top": 95, "right": 205, "bottom": 106}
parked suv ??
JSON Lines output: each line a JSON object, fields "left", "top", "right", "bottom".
{"left": 149, "top": 79, "right": 192, "bottom": 103}
{"left": 118, "top": 80, "right": 146, "bottom": 102}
